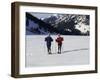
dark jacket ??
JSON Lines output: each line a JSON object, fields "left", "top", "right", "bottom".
{"left": 45, "top": 36, "right": 53, "bottom": 46}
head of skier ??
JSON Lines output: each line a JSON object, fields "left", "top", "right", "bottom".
{"left": 48, "top": 33, "right": 51, "bottom": 37}
{"left": 58, "top": 34, "right": 60, "bottom": 37}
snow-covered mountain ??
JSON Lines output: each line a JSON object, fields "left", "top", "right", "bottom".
{"left": 26, "top": 12, "right": 90, "bottom": 35}
{"left": 26, "top": 12, "right": 58, "bottom": 35}
{"left": 42, "top": 14, "right": 90, "bottom": 35}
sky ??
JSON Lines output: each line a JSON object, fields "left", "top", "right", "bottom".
{"left": 30, "top": 12, "right": 57, "bottom": 19}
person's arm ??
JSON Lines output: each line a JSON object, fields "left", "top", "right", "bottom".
{"left": 56, "top": 38, "right": 58, "bottom": 42}
{"left": 51, "top": 37, "right": 53, "bottom": 42}
{"left": 62, "top": 37, "right": 64, "bottom": 41}
{"left": 45, "top": 38, "right": 47, "bottom": 41}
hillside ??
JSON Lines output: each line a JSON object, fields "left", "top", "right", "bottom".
{"left": 26, "top": 12, "right": 90, "bottom": 35}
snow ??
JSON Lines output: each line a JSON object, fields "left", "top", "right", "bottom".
{"left": 75, "top": 22, "right": 90, "bottom": 33}
{"left": 25, "top": 35, "right": 90, "bottom": 67}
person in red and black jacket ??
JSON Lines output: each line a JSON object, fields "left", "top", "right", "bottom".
{"left": 56, "top": 34, "right": 64, "bottom": 54}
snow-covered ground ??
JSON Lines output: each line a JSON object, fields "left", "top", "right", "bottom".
{"left": 25, "top": 35, "right": 90, "bottom": 67}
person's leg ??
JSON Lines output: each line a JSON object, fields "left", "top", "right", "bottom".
{"left": 58, "top": 44, "right": 60, "bottom": 53}
{"left": 59, "top": 44, "right": 62, "bottom": 53}
{"left": 49, "top": 45, "right": 51, "bottom": 54}
{"left": 58, "top": 44, "right": 59, "bottom": 53}
{"left": 47, "top": 46, "right": 49, "bottom": 53}
{"left": 48, "top": 45, "right": 52, "bottom": 54}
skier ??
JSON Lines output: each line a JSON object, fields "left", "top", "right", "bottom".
{"left": 45, "top": 34, "right": 53, "bottom": 54}
{"left": 56, "top": 34, "right": 64, "bottom": 54}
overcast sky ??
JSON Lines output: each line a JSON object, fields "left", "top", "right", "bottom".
{"left": 29, "top": 12, "right": 56, "bottom": 19}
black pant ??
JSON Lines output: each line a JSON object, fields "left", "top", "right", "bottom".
{"left": 47, "top": 45, "right": 51, "bottom": 53}
{"left": 58, "top": 44, "right": 62, "bottom": 53}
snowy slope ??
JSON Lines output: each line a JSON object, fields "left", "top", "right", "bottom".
{"left": 25, "top": 35, "right": 89, "bottom": 67}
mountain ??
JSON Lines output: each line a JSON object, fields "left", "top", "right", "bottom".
{"left": 42, "top": 14, "right": 90, "bottom": 35}
{"left": 26, "top": 12, "right": 59, "bottom": 35}
{"left": 26, "top": 12, "right": 90, "bottom": 35}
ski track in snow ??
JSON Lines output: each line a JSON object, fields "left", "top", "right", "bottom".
{"left": 25, "top": 35, "right": 90, "bottom": 67}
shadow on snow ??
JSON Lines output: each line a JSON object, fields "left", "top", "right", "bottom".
{"left": 50, "top": 48, "right": 89, "bottom": 55}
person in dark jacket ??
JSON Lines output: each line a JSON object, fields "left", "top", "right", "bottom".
{"left": 45, "top": 34, "right": 53, "bottom": 54}
{"left": 56, "top": 34, "right": 64, "bottom": 54}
